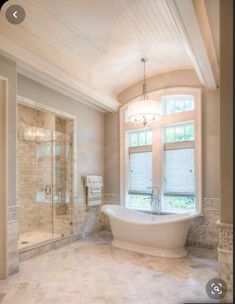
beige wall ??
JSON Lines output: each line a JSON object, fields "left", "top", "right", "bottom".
{"left": 0, "top": 79, "right": 7, "bottom": 279}
{"left": 104, "top": 69, "right": 220, "bottom": 199}
{"left": 18, "top": 74, "right": 105, "bottom": 195}
{"left": 104, "top": 112, "right": 119, "bottom": 194}
{"left": 0, "top": 56, "right": 17, "bottom": 208}
{"left": 220, "top": 0, "right": 233, "bottom": 224}
{"left": 0, "top": 54, "right": 18, "bottom": 275}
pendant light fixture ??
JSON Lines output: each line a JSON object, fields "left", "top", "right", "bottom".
{"left": 127, "top": 58, "right": 161, "bottom": 126}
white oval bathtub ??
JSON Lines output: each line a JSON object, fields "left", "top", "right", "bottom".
{"left": 102, "top": 204, "right": 199, "bottom": 258}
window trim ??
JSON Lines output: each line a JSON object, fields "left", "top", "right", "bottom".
{"left": 129, "top": 145, "right": 152, "bottom": 153}
{"left": 120, "top": 87, "right": 202, "bottom": 214}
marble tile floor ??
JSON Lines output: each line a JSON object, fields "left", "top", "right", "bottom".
{"left": 1, "top": 231, "right": 219, "bottom": 304}
{"left": 18, "top": 231, "right": 61, "bottom": 250}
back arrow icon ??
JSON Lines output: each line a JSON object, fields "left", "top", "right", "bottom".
{"left": 6, "top": 5, "right": 25, "bottom": 24}
{"left": 13, "top": 11, "right": 18, "bottom": 18}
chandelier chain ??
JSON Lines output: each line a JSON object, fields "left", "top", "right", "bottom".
{"left": 141, "top": 57, "right": 149, "bottom": 100}
{"left": 126, "top": 57, "right": 161, "bottom": 126}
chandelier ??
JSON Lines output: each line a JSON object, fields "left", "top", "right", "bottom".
{"left": 127, "top": 58, "right": 161, "bottom": 126}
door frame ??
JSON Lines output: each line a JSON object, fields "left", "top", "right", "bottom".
{"left": 0, "top": 77, "right": 8, "bottom": 280}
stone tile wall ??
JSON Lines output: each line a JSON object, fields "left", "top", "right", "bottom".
{"left": 187, "top": 198, "right": 220, "bottom": 248}
{"left": 17, "top": 104, "right": 108, "bottom": 261}
{"left": 73, "top": 194, "right": 109, "bottom": 238}
{"left": 17, "top": 103, "right": 109, "bottom": 265}
{"left": 218, "top": 222, "right": 233, "bottom": 303}
{"left": 18, "top": 105, "right": 74, "bottom": 242}
{"left": 7, "top": 209, "right": 19, "bottom": 275}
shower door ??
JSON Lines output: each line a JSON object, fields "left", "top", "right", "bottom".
{"left": 18, "top": 103, "right": 74, "bottom": 249}
{"left": 18, "top": 126, "right": 54, "bottom": 248}
{"left": 32, "top": 129, "right": 73, "bottom": 240}
{"left": 31, "top": 129, "right": 73, "bottom": 240}
{"left": 52, "top": 131, "right": 73, "bottom": 238}
{"left": 19, "top": 124, "right": 73, "bottom": 249}
{"left": 35, "top": 128, "right": 54, "bottom": 242}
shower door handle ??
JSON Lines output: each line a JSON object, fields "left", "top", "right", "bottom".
{"left": 45, "top": 185, "right": 52, "bottom": 196}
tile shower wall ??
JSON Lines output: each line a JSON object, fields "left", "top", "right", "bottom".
{"left": 18, "top": 105, "right": 73, "bottom": 240}
{"left": 18, "top": 104, "right": 106, "bottom": 254}
{"left": 16, "top": 75, "right": 108, "bottom": 263}
{"left": 18, "top": 141, "right": 54, "bottom": 236}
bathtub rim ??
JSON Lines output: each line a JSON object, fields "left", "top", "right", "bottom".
{"left": 101, "top": 204, "right": 200, "bottom": 225}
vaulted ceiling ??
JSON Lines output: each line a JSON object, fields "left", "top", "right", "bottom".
{"left": 0, "top": 0, "right": 219, "bottom": 111}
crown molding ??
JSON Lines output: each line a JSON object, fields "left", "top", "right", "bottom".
{"left": 0, "top": 34, "right": 120, "bottom": 112}
{"left": 167, "top": 0, "right": 217, "bottom": 90}
{"left": 17, "top": 65, "right": 106, "bottom": 113}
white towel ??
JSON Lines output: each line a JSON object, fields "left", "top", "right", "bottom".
{"left": 85, "top": 175, "right": 103, "bottom": 206}
{"left": 85, "top": 175, "right": 103, "bottom": 189}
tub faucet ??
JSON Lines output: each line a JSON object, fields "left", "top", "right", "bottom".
{"left": 147, "top": 187, "right": 161, "bottom": 215}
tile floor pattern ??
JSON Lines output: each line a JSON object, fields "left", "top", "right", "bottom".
{"left": 1, "top": 232, "right": 219, "bottom": 304}
{"left": 18, "top": 231, "right": 61, "bottom": 250}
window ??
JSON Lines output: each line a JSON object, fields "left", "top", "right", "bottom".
{"left": 127, "top": 129, "right": 152, "bottom": 210}
{"left": 163, "top": 122, "right": 195, "bottom": 211}
{"left": 128, "top": 194, "right": 151, "bottom": 210}
{"left": 162, "top": 95, "right": 194, "bottom": 115}
{"left": 129, "top": 151, "right": 152, "bottom": 193}
{"left": 165, "top": 121, "right": 194, "bottom": 143}
{"left": 128, "top": 129, "right": 152, "bottom": 147}
{"left": 164, "top": 147, "right": 195, "bottom": 195}
{"left": 120, "top": 89, "right": 202, "bottom": 213}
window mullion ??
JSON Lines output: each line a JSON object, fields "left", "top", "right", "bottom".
{"left": 152, "top": 124, "right": 161, "bottom": 192}
{"left": 160, "top": 111, "right": 194, "bottom": 125}
{"left": 164, "top": 141, "right": 194, "bottom": 150}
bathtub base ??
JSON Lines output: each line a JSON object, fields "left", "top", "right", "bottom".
{"left": 112, "top": 239, "right": 187, "bottom": 258}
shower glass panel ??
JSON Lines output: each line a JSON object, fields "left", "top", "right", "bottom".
{"left": 18, "top": 126, "right": 54, "bottom": 248}
{"left": 18, "top": 104, "right": 73, "bottom": 250}
{"left": 53, "top": 131, "right": 73, "bottom": 237}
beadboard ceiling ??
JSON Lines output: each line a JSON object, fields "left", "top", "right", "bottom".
{"left": 0, "top": 0, "right": 219, "bottom": 111}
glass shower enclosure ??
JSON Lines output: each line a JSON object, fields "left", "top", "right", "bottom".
{"left": 17, "top": 104, "right": 74, "bottom": 249}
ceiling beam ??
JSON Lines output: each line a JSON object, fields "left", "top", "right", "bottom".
{"left": 167, "top": 0, "right": 217, "bottom": 90}
{"left": 0, "top": 34, "right": 120, "bottom": 112}
{"left": 192, "top": 0, "right": 219, "bottom": 85}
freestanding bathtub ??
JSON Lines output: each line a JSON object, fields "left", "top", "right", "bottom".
{"left": 101, "top": 204, "right": 199, "bottom": 258}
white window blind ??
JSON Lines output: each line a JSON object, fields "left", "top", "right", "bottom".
{"left": 129, "top": 151, "right": 152, "bottom": 194}
{"left": 164, "top": 148, "right": 195, "bottom": 195}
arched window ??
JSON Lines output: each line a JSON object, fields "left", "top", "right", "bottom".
{"left": 120, "top": 88, "right": 202, "bottom": 214}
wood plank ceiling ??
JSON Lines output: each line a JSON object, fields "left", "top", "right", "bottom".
{"left": 0, "top": 0, "right": 218, "bottom": 111}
